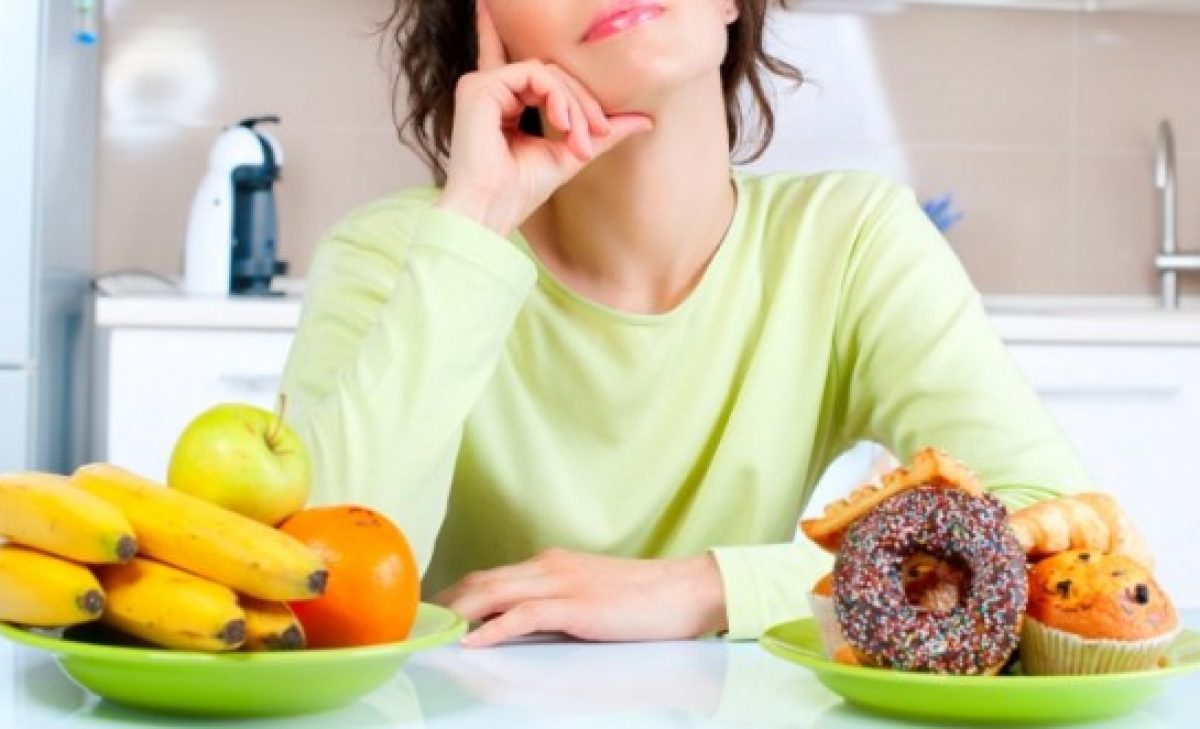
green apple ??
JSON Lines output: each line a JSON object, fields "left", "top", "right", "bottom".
{"left": 167, "top": 396, "right": 311, "bottom": 525}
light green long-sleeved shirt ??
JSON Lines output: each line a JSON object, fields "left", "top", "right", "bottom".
{"left": 280, "top": 170, "right": 1089, "bottom": 640}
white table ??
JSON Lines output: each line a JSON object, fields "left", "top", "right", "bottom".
{"left": 3, "top": 612, "right": 1196, "bottom": 728}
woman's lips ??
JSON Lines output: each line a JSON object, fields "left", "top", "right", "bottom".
{"left": 583, "top": 3, "right": 666, "bottom": 43}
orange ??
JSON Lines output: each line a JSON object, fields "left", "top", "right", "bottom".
{"left": 278, "top": 505, "right": 419, "bottom": 648}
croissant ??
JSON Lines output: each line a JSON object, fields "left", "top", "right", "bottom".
{"left": 1008, "top": 492, "right": 1154, "bottom": 569}
{"left": 800, "top": 448, "right": 983, "bottom": 552}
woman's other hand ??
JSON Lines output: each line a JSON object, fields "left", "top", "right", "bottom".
{"left": 435, "top": 0, "right": 654, "bottom": 235}
{"left": 433, "top": 548, "right": 728, "bottom": 648}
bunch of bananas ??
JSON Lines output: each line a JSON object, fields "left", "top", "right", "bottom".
{"left": 0, "top": 465, "right": 325, "bottom": 652}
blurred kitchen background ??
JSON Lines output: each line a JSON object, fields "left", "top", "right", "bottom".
{"left": 3, "top": 0, "right": 1199, "bottom": 601}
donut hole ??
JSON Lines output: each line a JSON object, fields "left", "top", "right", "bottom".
{"left": 901, "top": 552, "right": 972, "bottom": 614}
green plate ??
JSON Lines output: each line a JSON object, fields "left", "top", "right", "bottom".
{"left": 761, "top": 618, "right": 1200, "bottom": 725}
{"left": 0, "top": 602, "right": 465, "bottom": 718}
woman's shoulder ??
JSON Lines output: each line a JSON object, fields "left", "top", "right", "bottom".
{"left": 736, "top": 169, "right": 921, "bottom": 269}
{"left": 738, "top": 168, "right": 915, "bottom": 218}
{"left": 320, "top": 185, "right": 443, "bottom": 249}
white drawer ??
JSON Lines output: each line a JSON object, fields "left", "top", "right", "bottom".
{"left": 1008, "top": 345, "right": 1197, "bottom": 394}
{"left": 806, "top": 346, "right": 1200, "bottom": 608}
{"left": 1007, "top": 345, "right": 1200, "bottom": 606}
{"left": 96, "top": 328, "right": 294, "bottom": 482}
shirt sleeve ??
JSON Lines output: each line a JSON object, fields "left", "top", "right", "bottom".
{"left": 710, "top": 541, "right": 833, "bottom": 640}
{"left": 834, "top": 177, "right": 1090, "bottom": 499}
{"left": 710, "top": 175, "right": 1091, "bottom": 641}
{"left": 280, "top": 195, "right": 536, "bottom": 573}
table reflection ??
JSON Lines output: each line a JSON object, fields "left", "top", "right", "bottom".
{"left": 12, "top": 650, "right": 422, "bottom": 728}
{"left": 5, "top": 620, "right": 1197, "bottom": 728}
{"left": 410, "top": 636, "right": 842, "bottom": 726}
{"left": 409, "top": 633, "right": 1194, "bottom": 729}
{"left": 815, "top": 702, "right": 1174, "bottom": 729}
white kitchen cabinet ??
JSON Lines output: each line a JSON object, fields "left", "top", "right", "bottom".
{"left": 93, "top": 327, "right": 294, "bottom": 483}
{"left": 811, "top": 344, "right": 1200, "bottom": 607}
{"left": 1006, "top": 344, "right": 1200, "bottom": 606}
{"left": 0, "top": 370, "right": 31, "bottom": 472}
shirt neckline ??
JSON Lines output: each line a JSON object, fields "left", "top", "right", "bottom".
{"left": 510, "top": 170, "right": 748, "bottom": 328}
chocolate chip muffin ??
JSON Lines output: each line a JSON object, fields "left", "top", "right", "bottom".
{"left": 1021, "top": 549, "right": 1180, "bottom": 675}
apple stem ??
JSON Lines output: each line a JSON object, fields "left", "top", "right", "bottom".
{"left": 267, "top": 393, "right": 287, "bottom": 449}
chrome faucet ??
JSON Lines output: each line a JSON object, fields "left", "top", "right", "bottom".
{"left": 1155, "top": 119, "right": 1199, "bottom": 308}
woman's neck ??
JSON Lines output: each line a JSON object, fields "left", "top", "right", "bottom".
{"left": 521, "top": 72, "right": 738, "bottom": 315}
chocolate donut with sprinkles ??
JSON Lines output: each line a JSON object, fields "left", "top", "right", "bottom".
{"left": 833, "top": 485, "right": 1027, "bottom": 674}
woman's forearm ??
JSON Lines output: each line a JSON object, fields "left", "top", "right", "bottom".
{"left": 281, "top": 203, "right": 537, "bottom": 571}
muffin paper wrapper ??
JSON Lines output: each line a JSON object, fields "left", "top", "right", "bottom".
{"left": 807, "top": 592, "right": 847, "bottom": 659}
{"left": 1020, "top": 616, "right": 1181, "bottom": 675}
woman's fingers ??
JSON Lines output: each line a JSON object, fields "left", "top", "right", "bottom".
{"left": 432, "top": 558, "right": 546, "bottom": 604}
{"left": 441, "top": 47, "right": 656, "bottom": 234}
{"left": 437, "top": 550, "right": 724, "bottom": 648}
{"left": 588, "top": 113, "right": 655, "bottom": 157}
{"left": 515, "top": 69, "right": 575, "bottom": 138}
{"left": 494, "top": 63, "right": 571, "bottom": 123}
{"left": 448, "top": 574, "right": 562, "bottom": 622}
{"left": 480, "top": 61, "right": 653, "bottom": 166}
{"left": 475, "top": 0, "right": 507, "bottom": 71}
{"left": 522, "top": 112, "right": 653, "bottom": 183}
{"left": 549, "top": 92, "right": 571, "bottom": 134}
{"left": 474, "top": 4, "right": 601, "bottom": 142}
{"left": 547, "top": 66, "right": 611, "bottom": 136}
{"left": 564, "top": 91, "right": 593, "bottom": 159}
{"left": 462, "top": 599, "right": 575, "bottom": 648}
{"left": 486, "top": 63, "right": 591, "bottom": 162}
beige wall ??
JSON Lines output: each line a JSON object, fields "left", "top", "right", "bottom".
{"left": 95, "top": 2, "right": 1200, "bottom": 295}
{"left": 95, "top": 0, "right": 426, "bottom": 279}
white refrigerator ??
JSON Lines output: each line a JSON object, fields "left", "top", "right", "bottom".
{"left": 0, "top": 0, "right": 98, "bottom": 472}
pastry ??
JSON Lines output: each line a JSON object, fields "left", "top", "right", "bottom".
{"left": 800, "top": 448, "right": 983, "bottom": 553}
{"left": 1009, "top": 493, "right": 1154, "bottom": 569}
{"left": 1021, "top": 549, "right": 1179, "bottom": 675}
{"left": 833, "top": 486, "right": 1026, "bottom": 675}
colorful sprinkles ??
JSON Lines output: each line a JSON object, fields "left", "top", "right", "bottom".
{"left": 833, "top": 486, "right": 1027, "bottom": 674}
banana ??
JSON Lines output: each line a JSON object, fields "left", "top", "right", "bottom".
{"left": 240, "top": 596, "right": 305, "bottom": 650}
{"left": 95, "top": 557, "right": 246, "bottom": 652}
{"left": 0, "top": 544, "right": 105, "bottom": 627}
{"left": 71, "top": 463, "right": 327, "bottom": 601}
{"left": 0, "top": 472, "right": 137, "bottom": 564}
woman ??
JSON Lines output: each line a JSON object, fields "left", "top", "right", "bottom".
{"left": 280, "top": 0, "right": 1088, "bottom": 647}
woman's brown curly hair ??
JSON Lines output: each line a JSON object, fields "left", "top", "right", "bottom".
{"left": 381, "top": 1, "right": 802, "bottom": 185}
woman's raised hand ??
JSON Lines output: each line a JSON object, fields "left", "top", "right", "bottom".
{"left": 435, "top": 0, "right": 654, "bottom": 235}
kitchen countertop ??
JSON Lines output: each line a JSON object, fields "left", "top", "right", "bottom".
{"left": 2, "top": 611, "right": 1196, "bottom": 728}
{"left": 93, "top": 294, "right": 304, "bottom": 331}
{"left": 984, "top": 295, "right": 1200, "bottom": 346}
{"left": 92, "top": 289, "right": 1200, "bottom": 345}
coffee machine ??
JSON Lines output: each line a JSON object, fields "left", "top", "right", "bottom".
{"left": 184, "top": 116, "right": 288, "bottom": 295}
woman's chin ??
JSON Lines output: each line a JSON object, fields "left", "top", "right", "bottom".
{"left": 588, "top": 62, "right": 720, "bottom": 116}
